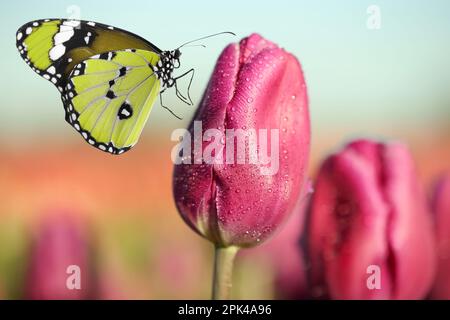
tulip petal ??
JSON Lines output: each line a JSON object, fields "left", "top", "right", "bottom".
{"left": 431, "top": 173, "right": 450, "bottom": 299}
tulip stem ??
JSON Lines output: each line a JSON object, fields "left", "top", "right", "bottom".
{"left": 212, "top": 245, "right": 239, "bottom": 300}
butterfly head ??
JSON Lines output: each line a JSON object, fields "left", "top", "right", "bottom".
{"left": 169, "top": 49, "right": 182, "bottom": 69}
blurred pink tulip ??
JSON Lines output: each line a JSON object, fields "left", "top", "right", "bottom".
{"left": 173, "top": 33, "right": 310, "bottom": 247}
{"left": 308, "top": 139, "right": 436, "bottom": 299}
{"left": 247, "top": 194, "right": 310, "bottom": 299}
{"left": 430, "top": 173, "right": 450, "bottom": 299}
{"left": 25, "top": 210, "right": 92, "bottom": 299}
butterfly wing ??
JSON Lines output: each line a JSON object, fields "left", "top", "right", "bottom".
{"left": 63, "top": 49, "right": 161, "bottom": 154}
{"left": 16, "top": 19, "right": 162, "bottom": 91}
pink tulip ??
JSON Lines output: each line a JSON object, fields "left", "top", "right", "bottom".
{"left": 430, "top": 173, "right": 450, "bottom": 299}
{"left": 246, "top": 198, "right": 309, "bottom": 299}
{"left": 173, "top": 33, "right": 310, "bottom": 247}
{"left": 25, "top": 210, "right": 92, "bottom": 299}
{"left": 308, "top": 139, "right": 436, "bottom": 299}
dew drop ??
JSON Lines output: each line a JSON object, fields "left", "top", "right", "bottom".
{"left": 247, "top": 97, "right": 253, "bottom": 103}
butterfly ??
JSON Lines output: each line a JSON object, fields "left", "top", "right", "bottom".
{"left": 16, "top": 19, "right": 233, "bottom": 154}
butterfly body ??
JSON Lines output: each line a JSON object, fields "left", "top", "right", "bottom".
{"left": 16, "top": 19, "right": 188, "bottom": 154}
{"left": 152, "top": 49, "right": 181, "bottom": 89}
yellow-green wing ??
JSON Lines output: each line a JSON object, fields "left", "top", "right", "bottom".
{"left": 16, "top": 19, "right": 162, "bottom": 91}
{"left": 63, "top": 49, "right": 161, "bottom": 154}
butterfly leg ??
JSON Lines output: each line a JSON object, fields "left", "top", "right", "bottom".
{"left": 174, "top": 83, "right": 191, "bottom": 106}
{"left": 175, "top": 68, "right": 195, "bottom": 106}
{"left": 159, "top": 89, "right": 182, "bottom": 120}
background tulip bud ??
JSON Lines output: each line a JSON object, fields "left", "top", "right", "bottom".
{"left": 430, "top": 173, "right": 450, "bottom": 299}
{"left": 244, "top": 197, "right": 309, "bottom": 299}
{"left": 173, "top": 34, "right": 310, "bottom": 247}
{"left": 25, "top": 210, "right": 92, "bottom": 299}
{"left": 308, "top": 139, "right": 436, "bottom": 299}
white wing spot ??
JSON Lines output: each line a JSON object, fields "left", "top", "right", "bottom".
{"left": 47, "top": 66, "right": 56, "bottom": 74}
{"left": 51, "top": 77, "right": 57, "bottom": 84}
{"left": 17, "top": 32, "right": 23, "bottom": 41}
{"left": 43, "top": 74, "right": 50, "bottom": 80}
{"left": 71, "top": 113, "right": 77, "bottom": 121}
{"left": 60, "top": 25, "right": 73, "bottom": 32}
{"left": 64, "top": 20, "right": 81, "bottom": 28}
{"left": 33, "top": 22, "right": 39, "bottom": 27}
{"left": 87, "top": 21, "right": 96, "bottom": 26}
{"left": 54, "top": 30, "right": 74, "bottom": 44}
{"left": 25, "top": 27, "right": 32, "bottom": 35}
{"left": 49, "top": 44, "right": 66, "bottom": 61}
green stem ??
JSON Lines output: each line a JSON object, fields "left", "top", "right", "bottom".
{"left": 211, "top": 245, "right": 239, "bottom": 300}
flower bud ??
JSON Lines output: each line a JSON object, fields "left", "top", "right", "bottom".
{"left": 173, "top": 34, "right": 310, "bottom": 247}
{"left": 308, "top": 140, "right": 436, "bottom": 299}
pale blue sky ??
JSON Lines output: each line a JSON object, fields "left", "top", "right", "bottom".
{"left": 1, "top": 0, "right": 449, "bottom": 139}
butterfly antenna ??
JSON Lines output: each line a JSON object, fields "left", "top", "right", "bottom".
{"left": 177, "top": 31, "right": 235, "bottom": 50}
{"left": 182, "top": 44, "right": 207, "bottom": 49}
